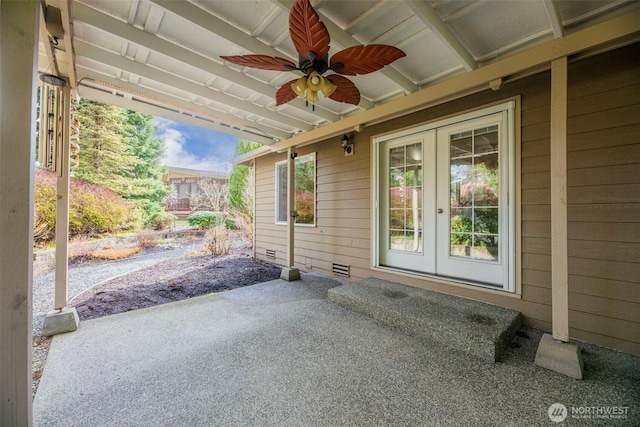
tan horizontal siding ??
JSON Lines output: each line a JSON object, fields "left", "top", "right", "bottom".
{"left": 568, "top": 258, "right": 638, "bottom": 283}
{"left": 568, "top": 329, "right": 639, "bottom": 356}
{"left": 522, "top": 253, "right": 550, "bottom": 272}
{"left": 569, "top": 240, "right": 640, "bottom": 263}
{"left": 521, "top": 188, "right": 550, "bottom": 205}
{"left": 521, "top": 155, "right": 550, "bottom": 174}
{"left": 561, "top": 45, "right": 639, "bottom": 353}
{"left": 520, "top": 171, "right": 549, "bottom": 190}
{"left": 521, "top": 138, "right": 551, "bottom": 159}
{"left": 292, "top": 232, "right": 370, "bottom": 250}
{"left": 317, "top": 207, "right": 369, "bottom": 220}
{"left": 569, "top": 84, "right": 640, "bottom": 117}
{"left": 569, "top": 144, "right": 639, "bottom": 170}
{"left": 522, "top": 122, "right": 550, "bottom": 143}
{"left": 569, "top": 163, "right": 640, "bottom": 186}
{"left": 522, "top": 205, "right": 550, "bottom": 222}
{"left": 570, "top": 275, "right": 640, "bottom": 303}
{"left": 569, "top": 184, "right": 640, "bottom": 204}
{"left": 568, "top": 222, "right": 639, "bottom": 243}
{"left": 567, "top": 124, "right": 640, "bottom": 152}
{"left": 568, "top": 204, "right": 639, "bottom": 223}
{"left": 251, "top": 44, "right": 639, "bottom": 354}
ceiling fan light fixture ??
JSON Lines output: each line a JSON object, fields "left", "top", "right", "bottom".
{"left": 291, "top": 77, "right": 308, "bottom": 97}
{"left": 221, "top": 0, "right": 405, "bottom": 109}
{"left": 321, "top": 78, "right": 337, "bottom": 98}
{"left": 307, "top": 71, "right": 323, "bottom": 91}
{"left": 291, "top": 72, "right": 336, "bottom": 103}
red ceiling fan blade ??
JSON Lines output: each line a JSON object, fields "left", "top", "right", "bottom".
{"left": 326, "top": 75, "right": 360, "bottom": 105}
{"left": 276, "top": 80, "right": 299, "bottom": 106}
{"left": 220, "top": 55, "right": 296, "bottom": 71}
{"left": 330, "top": 45, "right": 406, "bottom": 76}
{"left": 289, "top": 0, "right": 330, "bottom": 60}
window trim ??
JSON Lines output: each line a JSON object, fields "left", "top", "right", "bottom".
{"left": 372, "top": 99, "right": 521, "bottom": 295}
{"left": 275, "top": 152, "right": 317, "bottom": 227}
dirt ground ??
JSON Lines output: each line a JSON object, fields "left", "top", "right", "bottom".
{"left": 33, "top": 242, "right": 282, "bottom": 397}
{"left": 70, "top": 247, "right": 282, "bottom": 321}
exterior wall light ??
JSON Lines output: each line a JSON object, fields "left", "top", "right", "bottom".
{"left": 341, "top": 134, "right": 354, "bottom": 156}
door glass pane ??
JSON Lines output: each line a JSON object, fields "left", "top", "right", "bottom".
{"left": 449, "top": 125, "right": 499, "bottom": 262}
{"left": 388, "top": 143, "right": 423, "bottom": 253}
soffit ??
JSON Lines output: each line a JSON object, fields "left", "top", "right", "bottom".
{"left": 38, "top": 0, "right": 638, "bottom": 146}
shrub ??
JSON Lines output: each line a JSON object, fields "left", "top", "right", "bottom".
{"left": 146, "top": 211, "right": 176, "bottom": 230}
{"left": 121, "top": 200, "right": 148, "bottom": 231}
{"left": 89, "top": 247, "right": 141, "bottom": 260}
{"left": 34, "top": 171, "right": 58, "bottom": 241}
{"left": 223, "top": 217, "right": 237, "bottom": 230}
{"left": 187, "top": 211, "right": 222, "bottom": 229}
{"left": 70, "top": 181, "right": 128, "bottom": 236}
{"left": 34, "top": 170, "right": 129, "bottom": 243}
{"left": 203, "top": 226, "right": 236, "bottom": 255}
{"left": 68, "top": 235, "right": 93, "bottom": 261}
{"left": 137, "top": 229, "right": 160, "bottom": 248}
{"left": 228, "top": 209, "right": 253, "bottom": 249}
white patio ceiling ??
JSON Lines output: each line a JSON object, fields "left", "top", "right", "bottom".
{"left": 38, "top": 0, "right": 638, "bottom": 146}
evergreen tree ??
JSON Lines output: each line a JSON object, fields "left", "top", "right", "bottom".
{"left": 74, "top": 99, "right": 139, "bottom": 189}
{"left": 228, "top": 140, "right": 262, "bottom": 213}
{"left": 125, "top": 111, "right": 165, "bottom": 180}
{"left": 120, "top": 110, "right": 169, "bottom": 217}
{"left": 74, "top": 99, "right": 169, "bottom": 223}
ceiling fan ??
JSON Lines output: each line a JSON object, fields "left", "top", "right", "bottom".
{"left": 220, "top": 0, "right": 405, "bottom": 109}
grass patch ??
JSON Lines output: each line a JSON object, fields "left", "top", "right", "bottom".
{"left": 89, "top": 247, "right": 141, "bottom": 260}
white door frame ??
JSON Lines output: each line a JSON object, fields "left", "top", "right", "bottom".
{"left": 373, "top": 101, "right": 516, "bottom": 292}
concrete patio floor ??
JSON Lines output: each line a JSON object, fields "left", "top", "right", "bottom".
{"left": 33, "top": 274, "right": 639, "bottom": 426}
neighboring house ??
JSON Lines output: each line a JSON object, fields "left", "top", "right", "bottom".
{"left": 238, "top": 44, "right": 639, "bottom": 356}
{"left": 162, "top": 166, "right": 229, "bottom": 218}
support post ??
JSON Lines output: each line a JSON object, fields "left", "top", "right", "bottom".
{"left": 55, "top": 85, "right": 71, "bottom": 310}
{"left": 280, "top": 146, "right": 300, "bottom": 281}
{"left": 550, "top": 57, "right": 569, "bottom": 343}
{"left": 42, "top": 84, "right": 79, "bottom": 337}
{"left": 0, "top": 1, "right": 39, "bottom": 425}
{"left": 535, "top": 57, "right": 583, "bottom": 379}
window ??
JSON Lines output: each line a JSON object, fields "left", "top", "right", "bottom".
{"left": 375, "top": 101, "right": 516, "bottom": 291}
{"left": 276, "top": 153, "right": 316, "bottom": 226}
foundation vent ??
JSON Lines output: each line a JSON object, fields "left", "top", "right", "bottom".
{"left": 332, "top": 263, "right": 350, "bottom": 277}
{"left": 266, "top": 249, "right": 276, "bottom": 260}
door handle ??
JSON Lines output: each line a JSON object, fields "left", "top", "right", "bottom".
{"left": 437, "top": 208, "right": 444, "bottom": 214}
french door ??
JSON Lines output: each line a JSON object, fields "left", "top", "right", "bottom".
{"left": 377, "top": 103, "right": 514, "bottom": 290}
{"left": 378, "top": 131, "right": 436, "bottom": 272}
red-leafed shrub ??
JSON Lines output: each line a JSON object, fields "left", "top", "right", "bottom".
{"left": 34, "top": 170, "right": 129, "bottom": 243}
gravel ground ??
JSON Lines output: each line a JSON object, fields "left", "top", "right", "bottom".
{"left": 33, "top": 241, "right": 202, "bottom": 335}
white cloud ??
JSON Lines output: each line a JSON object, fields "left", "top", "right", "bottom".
{"left": 159, "top": 126, "right": 231, "bottom": 173}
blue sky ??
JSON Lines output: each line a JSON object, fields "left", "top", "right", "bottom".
{"left": 155, "top": 118, "right": 241, "bottom": 173}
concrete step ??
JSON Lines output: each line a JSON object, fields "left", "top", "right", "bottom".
{"left": 328, "top": 278, "right": 522, "bottom": 363}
